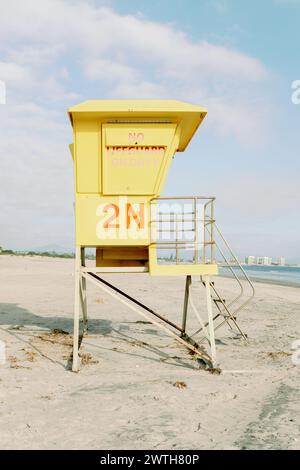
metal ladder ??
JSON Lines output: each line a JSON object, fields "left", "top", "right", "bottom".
{"left": 191, "top": 222, "right": 255, "bottom": 344}
{"left": 149, "top": 197, "right": 255, "bottom": 358}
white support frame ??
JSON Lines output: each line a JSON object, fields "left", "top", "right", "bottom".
{"left": 71, "top": 248, "right": 218, "bottom": 372}
{"left": 72, "top": 246, "right": 81, "bottom": 372}
{"left": 203, "top": 275, "right": 217, "bottom": 366}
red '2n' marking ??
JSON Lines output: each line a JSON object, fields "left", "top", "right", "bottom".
{"left": 126, "top": 203, "right": 144, "bottom": 229}
{"left": 103, "top": 204, "right": 120, "bottom": 229}
{"left": 102, "top": 203, "right": 145, "bottom": 230}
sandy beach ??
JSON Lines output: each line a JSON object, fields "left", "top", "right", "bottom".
{"left": 0, "top": 254, "right": 299, "bottom": 450}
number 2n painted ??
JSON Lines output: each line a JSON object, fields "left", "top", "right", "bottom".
{"left": 102, "top": 203, "right": 144, "bottom": 229}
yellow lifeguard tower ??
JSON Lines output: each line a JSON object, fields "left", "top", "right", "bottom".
{"left": 68, "top": 100, "right": 254, "bottom": 371}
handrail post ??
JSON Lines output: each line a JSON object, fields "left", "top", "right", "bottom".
{"left": 211, "top": 199, "right": 214, "bottom": 263}
{"left": 202, "top": 200, "right": 206, "bottom": 264}
{"left": 194, "top": 198, "right": 198, "bottom": 264}
{"left": 175, "top": 213, "right": 179, "bottom": 264}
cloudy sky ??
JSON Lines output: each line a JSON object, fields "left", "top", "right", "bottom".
{"left": 0, "top": 0, "right": 299, "bottom": 261}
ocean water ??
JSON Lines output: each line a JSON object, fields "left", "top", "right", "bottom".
{"left": 219, "top": 265, "right": 300, "bottom": 288}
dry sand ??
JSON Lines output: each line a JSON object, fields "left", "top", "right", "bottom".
{"left": 0, "top": 254, "right": 299, "bottom": 450}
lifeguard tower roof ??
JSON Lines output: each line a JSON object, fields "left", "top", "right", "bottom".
{"left": 68, "top": 99, "right": 207, "bottom": 151}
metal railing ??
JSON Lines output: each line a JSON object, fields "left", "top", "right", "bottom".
{"left": 149, "top": 196, "right": 216, "bottom": 265}
{"left": 150, "top": 196, "right": 255, "bottom": 338}
{"left": 189, "top": 218, "right": 255, "bottom": 341}
{"left": 205, "top": 221, "right": 255, "bottom": 326}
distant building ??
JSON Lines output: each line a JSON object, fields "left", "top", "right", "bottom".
{"left": 246, "top": 255, "right": 284, "bottom": 266}
{"left": 257, "top": 256, "right": 272, "bottom": 265}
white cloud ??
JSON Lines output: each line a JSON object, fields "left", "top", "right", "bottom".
{"left": 7, "top": 44, "right": 65, "bottom": 67}
{"left": 83, "top": 58, "right": 137, "bottom": 82}
{"left": 112, "top": 80, "right": 166, "bottom": 100}
{"left": 0, "top": 1, "right": 269, "bottom": 140}
{"left": 0, "top": 80, "right": 6, "bottom": 104}
{"left": 0, "top": 0, "right": 274, "bottom": 250}
{"left": 0, "top": 61, "right": 32, "bottom": 83}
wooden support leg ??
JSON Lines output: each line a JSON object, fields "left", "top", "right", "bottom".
{"left": 181, "top": 275, "right": 191, "bottom": 336}
{"left": 80, "top": 247, "right": 88, "bottom": 332}
{"left": 72, "top": 246, "right": 81, "bottom": 372}
{"left": 204, "top": 275, "right": 217, "bottom": 367}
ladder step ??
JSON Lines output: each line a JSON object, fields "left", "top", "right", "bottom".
{"left": 201, "top": 280, "right": 215, "bottom": 286}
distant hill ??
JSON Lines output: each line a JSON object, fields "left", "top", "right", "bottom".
{"left": 32, "top": 244, "right": 73, "bottom": 254}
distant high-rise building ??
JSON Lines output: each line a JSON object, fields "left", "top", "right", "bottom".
{"left": 246, "top": 255, "right": 283, "bottom": 266}
{"left": 245, "top": 256, "right": 256, "bottom": 265}
{"left": 257, "top": 256, "right": 271, "bottom": 265}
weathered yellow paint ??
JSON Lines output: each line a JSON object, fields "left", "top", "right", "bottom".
{"left": 148, "top": 244, "right": 218, "bottom": 276}
{"left": 102, "top": 123, "right": 178, "bottom": 195}
{"left": 96, "top": 247, "right": 148, "bottom": 268}
{"left": 69, "top": 143, "right": 74, "bottom": 160}
{"left": 104, "top": 123, "right": 177, "bottom": 147}
{"left": 99, "top": 247, "right": 148, "bottom": 260}
{"left": 149, "top": 263, "right": 218, "bottom": 276}
{"left": 75, "top": 194, "right": 150, "bottom": 246}
{"left": 74, "top": 119, "right": 100, "bottom": 193}
{"left": 68, "top": 100, "right": 210, "bottom": 274}
{"left": 68, "top": 100, "right": 207, "bottom": 151}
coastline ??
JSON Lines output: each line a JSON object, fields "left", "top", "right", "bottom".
{"left": 219, "top": 272, "right": 300, "bottom": 289}
{"left": 219, "top": 263, "right": 300, "bottom": 289}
